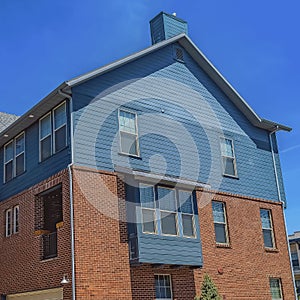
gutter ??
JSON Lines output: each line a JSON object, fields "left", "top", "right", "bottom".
{"left": 58, "top": 90, "right": 76, "bottom": 300}
{"left": 269, "top": 127, "right": 297, "bottom": 299}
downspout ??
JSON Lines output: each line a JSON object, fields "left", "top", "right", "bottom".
{"left": 58, "top": 89, "right": 76, "bottom": 300}
{"left": 269, "top": 127, "right": 297, "bottom": 299}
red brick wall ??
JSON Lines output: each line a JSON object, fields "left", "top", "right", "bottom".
{"left": 1, "top": 167, "right": 294, "bottom": 300}
{"left": 129, "top": 189, "right": 295, "bottom": 300}
{"left": 72, "top": 166, "right": 133, "bottom": 299}
{"left": 0, "top": 169, "right": 72, "bottom": 299}
{"left": 195, "top": 190, "right": 295, "bottom": 300}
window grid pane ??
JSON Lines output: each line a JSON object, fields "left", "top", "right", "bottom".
{"left": 269, "top": 278, "right": 282, "bottom": 299}
{"left": 220, "top": 138, "right": 237, "bottom": 176}
{"left": 142, "top": 208, "right": 156, "bottom": 233}
{"left": 212, "top": 201, "right": 228, "bottom": 244}
{"left": 119, "top": 110, "right": 136, "bottom": 134}
{"left": 54, "top": 103, "right": 66, "bottom": 130}
{"left": 158, "top": 188, "right": 176, "bottom": 212}
{"left": 155, "top": 275, "right": 172, "bottom": 300}
{"left": 14, "top": 206, "right": 19, "bottom": 233}
{"left": 260, "top": 209, "right": 274, "bottom": 248}
{"left": 40, "top": 114, "right": 51, "bottom": 139}
{"left": 4, "top": 142, "right": 14, "bottom": 163}
{"left": 161, "top": 211, "right": 177, "bottom": 236}
{"left": 15, "top": 134, "right": 25, "bottom": 156}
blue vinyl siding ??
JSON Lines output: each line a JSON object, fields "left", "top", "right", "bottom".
{"left": 126, "top": 184, "right": 202, "bottom": 266}
{"left": 150, "top": 12, "right": 188, "bottom": 44}
{"left": 72, "top": 43, "right": 285, "bottom": 203}
{"left": 0, "top": 106, "right": 71, "bottom": 201}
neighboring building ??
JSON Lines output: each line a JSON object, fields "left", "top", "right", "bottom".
{"left": 0, "top": 12, "right": 295, "bottom": 300}
{"left": 289, "top": 232, "right": 300, "bottom": 299}
{"left": 0, "top": 112, "right": 19, "bottom": 133}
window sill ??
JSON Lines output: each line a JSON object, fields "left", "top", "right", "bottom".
{"left": 216, "top": 243, "right": 231, "bottom": 249}
{"left": 40, "top": 256, "right": 59, "bottom": 263}
{"left": 265, "top": 247, "right": 279, "bottom": 253}
{"left": 118, "top": 152, "right": 142, "bottom": 159}
{"left": 222, "top": 174, "right": 239, "bottom": 179}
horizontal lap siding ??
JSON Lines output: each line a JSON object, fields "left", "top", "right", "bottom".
{"left": 0, "top": 121, "right": 71, "bottom": 201}
{"left": 72, "top": 43, "right": 284, "bottom": 202}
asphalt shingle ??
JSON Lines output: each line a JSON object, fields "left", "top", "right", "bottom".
{"left": 0, "top": 112, "right": 19, "bottom": 133}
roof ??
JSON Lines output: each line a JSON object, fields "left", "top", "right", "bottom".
{"left": 0, "top": 34, "right": 291, "bottom": 147}
{"left": 0, "top": 112, "right": 19, "bottom": 134}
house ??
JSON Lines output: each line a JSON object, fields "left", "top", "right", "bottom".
{"left": 289, "top": 232, "right": 300, "bottom": 299}
{"left": 0, "top": 12, "right": 295, "bottom": 300}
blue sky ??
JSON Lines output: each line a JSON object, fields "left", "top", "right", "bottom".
{"left": 1, "top": 0, "right": 299, "bottom": 233}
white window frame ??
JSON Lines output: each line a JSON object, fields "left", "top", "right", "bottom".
{"left": 118, "top": 108, "right": 140, "bottom": 157}
{"left": 155, "top": 274, "right": 173, "bottom": 300}
{"left": 13, "top": 205, "right": 19, "bottom": 234}
{"left": 39, "top": 112, "right": 52, "bottom": 162}
{"left": 158, "top": 186, "right": 179, "bottom": 237}
{"left": 53, "top": 102, "right": 67, "bottom": 154}
{"left": 269, "top": 278, "right": 283, "bottom": 300}
{"left": 39, "top": 101, "right": 67, "bottom": 162}
{"left": 4, "top": 140, "right": 14, "bottom": 183}
{"left": 140, "top": 184, "right": 157, "bottom": 235}
{"left": 260, "top": 208, "right": 275, "bottom": 249}
{"left": 220, "top": 137, "right": 237, "bottom": 177}
{"left": 15, "top": 132, "right": 25, "bottom": 177}
{"left": 212, "top": 201, "right": 229, "bottom": 245}
{"left": 5, "top": 208, "right": 12, "bottom": 237}
{"left": 3, "top": 132, "right": 25, "bottom": 183}
{"left": 178, "top": 189, "right": 196, "bottom": 238}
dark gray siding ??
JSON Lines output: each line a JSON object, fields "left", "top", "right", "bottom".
{"left": 72, "top": 43, "right": 285, "bottom": 203}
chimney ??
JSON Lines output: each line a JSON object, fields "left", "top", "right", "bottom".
{"left": 150, "top": 12, "right": 188, "bottom": 45}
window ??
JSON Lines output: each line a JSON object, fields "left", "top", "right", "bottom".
{"left": 5, "top": 209, "right": 12, "bottom": 237}
{"left": 220, "top": 137, "right": 237, "bottom": 177}
{"left": 5, "top": 206, "right": 19, "bottom": 237}
{"left": 291, "top": 249, "right": 299, "bottom": 268}
{"left": 13, "top": 205, "right": 19, "bottom": 234}
{"left": 295, "top": 280, "right": 300, "bottom": 297}
{"left": 140, "top": 184, "right": 156, "bottom": 234}
{"left": 158, "top": 187, "right": 178, "bottom": 236}
{"left": 260, "top": 209, "right": 275, "bottom": 248}
{"left": 53, "top": 103, "right": 67, "bottom": 153}
{"left": 269, "top": 278, "right": 283, "bottom": 300}
{"left": 139, "top": 184, "right": 196, "bottom": 238}
{"left": 155, "top": 275, "right": 172, "bottom": 300}
{"left": 212, "top": 201, "right": 229, "bottom": 244}
{"left": 39, "top": 102, "right": 67, "bottom": 161}
{"left": 119, "top": 109, "right": 139, "bottom": 156}
{"left": 4, "top": 133, "right": 25, "bottom": 182}
{"left": 178, "top": 190, "right": 195, "bottom": 237}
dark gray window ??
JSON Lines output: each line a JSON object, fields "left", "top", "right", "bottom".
{"left": 260, "top": 209, "right": 275, "bottom": 248}
{"left": 212, "top": 201, "right": 229, "bottom": 244}
{"left": 5, "top": 209, "right": 12, "bottom": 237}
{"left": 119, "top": 109, "right": 139, "bottom": 156}
{"left": 291, "top": 251, "right": 299, "bottom": 268}
{"left": 39, "top": 102, "right": 67, "bottom": 162}
{"left": 155, "top": 274, "right": 172, "bottom": 300}
{"left": 140, "top": 184, "right": 156, "bottom": 234}
{"left": 53, "top": 103, "right": 67, "bottom": 153}
{"left": 178, "top": 190, "right": 195, "bottom": 237}
{"left": 158, "top": 187, "right": 178, "bottom": 236}
{"left": 269, "top": 278, "right": 283, "bottom": 300}
{"left": 139, "top": 185, "right": 196, "bottom": 238}
{"left": 220, "top": 138, "right": 237, "bottom": 177}
{"left": 4, "top": 132, "right": 25, "bottom": 182}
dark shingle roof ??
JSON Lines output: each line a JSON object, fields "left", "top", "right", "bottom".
{"left": 0, "top": 112, "right": 19, "bottom": 133}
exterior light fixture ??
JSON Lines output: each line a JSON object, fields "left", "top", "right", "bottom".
{"left": 61, "top": 274, "right": 70, "bottom": 285}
